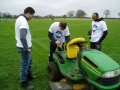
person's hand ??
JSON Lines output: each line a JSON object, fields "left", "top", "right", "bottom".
{"left": 55, "top": 40, "right": 61, "bottom": 45}
{"left": 57, "top": 43, "right": 63, "bottom": 49}
{"left": 28, "top": 49, "right": 31, "bottom": 54}
{"left": 87, "top": 30, "right": 92, "bottom": 35}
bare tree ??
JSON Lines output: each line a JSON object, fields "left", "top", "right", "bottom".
{"left": 67, "top": 11, "right": 75, "bottom": 18}
{"left": 76, "top": 9, "right": 86, "bottom": 18}
{"left": 103, "top": 9, "right": 110, "bottom": 18}
{"left": 118, "top": 12, "right": 120, "bottom": 18}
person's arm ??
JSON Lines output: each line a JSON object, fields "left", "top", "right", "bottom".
{"left": 48, "top": 23, "right": 57, "bottom": 43}
{"left": 65, "top": 26, "right": 70, "bottom": 44}
{"left": 20, "top": 28, "right": 29, "bottom": 51}
{"left": 65, "top": 35, "right": 70, "bottom": 44}
{"left": 89, "top": 22, "right": 94, "bottom": 39}
{"left": 48, "top": 31, "right": 56, "bottom": 43}
{"left": 99, "top": 21, "right": 108, "bottom": 42}
{"left": 99, "top": 30, "right": 108, "bottom": 42}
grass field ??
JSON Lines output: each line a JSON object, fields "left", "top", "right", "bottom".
{"left": 0, "top": 19, "right": 120, "bottom": 90}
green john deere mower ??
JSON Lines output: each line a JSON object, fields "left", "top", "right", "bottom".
{"left": 47, "top": 38, "right": 120, "bottom": 90}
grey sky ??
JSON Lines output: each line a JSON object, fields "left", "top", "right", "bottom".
{"left": 0, "top": 0, "right": 120, "bottom": 17}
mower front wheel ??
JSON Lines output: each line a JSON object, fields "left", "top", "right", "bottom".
{"left": 47, "top": 62, "right": 62, "bottom": 81}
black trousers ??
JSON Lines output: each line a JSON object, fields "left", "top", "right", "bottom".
{"left": 90, "top": 41, "right": 102, "bottom": 51}
{"left": 49, "top": 42, "right": 64, "bottom": 62}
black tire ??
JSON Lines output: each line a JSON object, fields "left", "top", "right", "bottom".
{"left": 47, "top": 62, "right": 62, "bottom": 81}
{"left": 116, "top": 87, "right": 120, "bottom": 90}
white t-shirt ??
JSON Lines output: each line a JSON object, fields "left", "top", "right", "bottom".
{"left": 15, "top": 16, "right": 32, "bottom": 47}
{"left": 49, "top": 22, "right": 70, "bottom": 43}
{"left": 90, "top": 21, "right": 107, "bottom": 42}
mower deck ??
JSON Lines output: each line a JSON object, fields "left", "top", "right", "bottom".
{"left": 49, "top": 78, "right": 91, "bottom": 90}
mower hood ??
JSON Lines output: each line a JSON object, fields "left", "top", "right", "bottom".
{"left": 82, "top": 49, "right": 120, "bottom": 74}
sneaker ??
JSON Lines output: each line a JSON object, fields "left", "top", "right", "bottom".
{"left": 27, "top": 75, "right": 37, "bottom": 81}
{"left": 21, "top": 81, "right": 34, "bottom": 90}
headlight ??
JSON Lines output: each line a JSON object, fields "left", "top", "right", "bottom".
{"left": 101, "top": 68, "right": 120, "bottom": 78}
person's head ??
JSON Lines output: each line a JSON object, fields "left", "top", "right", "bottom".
{"left": 24, "top": 7, "right": 35, "bottom": 19}
{"left": 59, "top": 22, "right": 67, "bottom": 30}
{"left": 92, "top": 12, "right": 99, "bottom": 21}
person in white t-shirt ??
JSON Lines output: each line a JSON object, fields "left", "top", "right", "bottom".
{"left": 90, "top": 12, "right": 108, "bottom": 51}
{"left": 48, "top": 22, "right": 70, "bottom": 62}
{"left": 15, "top": 7, "right": 36, "bottom": 90}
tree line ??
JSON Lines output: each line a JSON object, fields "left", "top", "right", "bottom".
{"left": 67, "top": 9, "right": 120, "bottom": 18}
{"left": 0, "top": 9, "right": 120, "bottom": 20}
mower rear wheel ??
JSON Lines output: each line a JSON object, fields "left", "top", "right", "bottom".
{"left": 47, "top": 62, "right": 62, "bottom": 81}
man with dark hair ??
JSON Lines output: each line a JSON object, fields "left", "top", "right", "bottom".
{"left": 15, "top": 7, "right": 36, "bottom": 90}
{"left": 48, "top": 22, "right": 70, "bottom": 62}
{"left": 90, "top": 12, "right": 108, "bottom": 51}
{"left": 24, "top": 7, "right": 35, "bottom": 14}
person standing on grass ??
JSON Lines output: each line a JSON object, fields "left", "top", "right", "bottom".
{"left": 48, "top": 22, "right": 70, "bottom": 63}
{"left": 89, "top": 12, "right": 108, "bottom": 51}
{"left": 15, "top": 7, "right": 36, "bottom": 90}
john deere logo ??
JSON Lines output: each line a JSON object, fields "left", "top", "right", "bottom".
{"left": 115, "top": 71, "right": 119, "bottom": 75}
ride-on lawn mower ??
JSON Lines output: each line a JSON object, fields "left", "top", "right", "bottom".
{"left": 47, "top": 38, "right": 120, "bottom": 90}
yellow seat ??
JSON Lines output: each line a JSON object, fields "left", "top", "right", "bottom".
{"left": 66, "top": 38, "right": 85, "bottom": 58}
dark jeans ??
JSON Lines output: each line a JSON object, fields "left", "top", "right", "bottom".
{"left": 17, "top": 47, "right": 32, "bottom": 82}
{"left": 49, "top": 42, "right": 64, "bottom": 62}
{"left": 90, "top": 41, "right": 102, "bottom": 51}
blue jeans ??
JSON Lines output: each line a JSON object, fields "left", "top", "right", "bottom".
{"left": 17, "top": 47, "right": 32, "bottom": 82}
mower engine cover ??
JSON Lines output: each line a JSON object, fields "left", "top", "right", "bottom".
{"left": 80, "top": 49, "right": 120, "bottom": 90}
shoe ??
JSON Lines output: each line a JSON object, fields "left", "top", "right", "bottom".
{"left": 21, "top": 81, "right": 34, "bottom": 90}
{"left": 27, "top": 75, "right": 37, "bottom": 81}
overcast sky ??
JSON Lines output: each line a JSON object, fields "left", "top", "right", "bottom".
{"left": 0, "top": 0, "right": 120, "bottom": 18}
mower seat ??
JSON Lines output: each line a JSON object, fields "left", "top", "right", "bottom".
{"left": 66, "top": 38, "right": 85, "bottom": 58}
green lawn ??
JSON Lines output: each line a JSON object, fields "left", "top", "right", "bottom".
{"left": 0, "top": 19, "right": 120, "bottom": 90}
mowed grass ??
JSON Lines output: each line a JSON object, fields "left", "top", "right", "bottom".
{"left": 0, "top": 19, "right": 120, "bottom": 90}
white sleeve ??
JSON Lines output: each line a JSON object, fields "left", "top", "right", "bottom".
{"left": 92, "top": 21, "right": 93, "bottom": 29}
{"left": 49, "top": 23, "right": 54, "bottom": 33}
{"left": 101, "top": 21, "right": 107, "bottom": 31}
{"left": 65, "top": 26, "right": 70, "bottom": 36}
{"left": 20, "top": 19, "right": 28, "bottom": 29}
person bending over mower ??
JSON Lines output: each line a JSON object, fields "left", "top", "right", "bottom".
{"left": 89, "top": 12, "right": 108, "bottom": 51}
{"left": 48, "top": 21, "right": 70, "bottom": 63}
